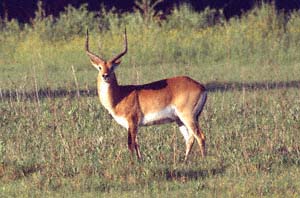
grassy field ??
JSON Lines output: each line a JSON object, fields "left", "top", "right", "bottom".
{"left": 1, "top": 88, "right": 299, "bottom": 197}
{"left": 1, "top": 3, "right": 300, "bottom": 197}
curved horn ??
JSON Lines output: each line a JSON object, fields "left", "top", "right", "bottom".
{"left": 109, "top": 27, "right": 128, "bottom": 63}
{"left": 85, "top": 29, "right": 105, "bottom": 65}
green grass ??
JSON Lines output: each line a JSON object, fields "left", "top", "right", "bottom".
{"left": 1, "top": 88, "right": 299, "bottom": 197}
{"left": 1, "top": 4, "right": 300, "bottom": 91}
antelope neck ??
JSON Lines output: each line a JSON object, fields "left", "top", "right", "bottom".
{"left": 97, "top": 73, "right": 120, "bottom": 108}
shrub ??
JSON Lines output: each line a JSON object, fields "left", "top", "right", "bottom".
{"left": 164, "top": 4, "right": 220, "bottom": 30}
{"left": 53, "top": 4, "right": 97, "bottom": 40}
{"left": 0, "top": 18, "right": 21, "bottom": 37}
{"left": 30, "top": 2, "right": 98, "bottom": 41}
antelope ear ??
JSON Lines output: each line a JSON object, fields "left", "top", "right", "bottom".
{"left": 111, "top": 60, "right": 121, "bottom": 71}
{"left": 86, "top": 54, "right": 103, "bottom": 71}
{"left": 114, "top": 59, "right": 121, "bottom": 65}
{"left": 90, "top": 60, "right": 101, "bottom": 71}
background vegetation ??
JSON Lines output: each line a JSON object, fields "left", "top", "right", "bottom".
{"left": 3, "top": 0, "right": 299, "bottom": 23}
{"left": 0, "top": 2, "right": 300, "bottom": 197}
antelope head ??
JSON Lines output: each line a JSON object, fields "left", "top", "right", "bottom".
{"left": 85, "top": 28, "right": 127, "bottom": 82}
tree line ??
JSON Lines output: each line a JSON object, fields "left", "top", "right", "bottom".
{"left": 1, "top": 0, "right": 300, "bottom": 23}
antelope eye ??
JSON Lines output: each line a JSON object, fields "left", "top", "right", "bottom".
{"left": 98, "top": 66, "right": 102, "bottom": 70}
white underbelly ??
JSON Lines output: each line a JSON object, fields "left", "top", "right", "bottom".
{"left": 140, "top": 106, "right": 177, "bottom": 126}
{"left": 111, "top": 113, "right": 129, "bottom": 129}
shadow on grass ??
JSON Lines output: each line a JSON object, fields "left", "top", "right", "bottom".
{"left": 1, "top": 80, "right": 300, "bottom": 101}
{"left": 205, "top": 80, "right": 300, "bottom": 92}
{"left": 164, "top": 164, "right": 227, "bottom": 181}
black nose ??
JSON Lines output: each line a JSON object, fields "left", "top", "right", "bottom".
{"left": 102, "top": 74, "right": 109, "bottom": 80}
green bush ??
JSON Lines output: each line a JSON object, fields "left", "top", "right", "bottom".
{"left": 287, "top": 11, "right": 300, "bottom": 48}
{"left": 0, "top": 18, "right": 21, "bottom": 37}
{"left": 29, "top": 2, "right": 98, "bottom": 41}
{"left": 52, "top": 4, "right": 97, "bottom": 40}
{"left": 164, "top": 4, "right": 219, "bottom": 30}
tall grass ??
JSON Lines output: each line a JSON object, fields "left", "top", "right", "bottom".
{"left": 0, "top": 88, "right": 299, "bottom": 196}
{"left": 1, "top": 3, "right": 300, "bottom": 91}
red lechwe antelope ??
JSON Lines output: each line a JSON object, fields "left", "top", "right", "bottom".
{"left": 85, "top": 28, "right": 207, "bottom": 161}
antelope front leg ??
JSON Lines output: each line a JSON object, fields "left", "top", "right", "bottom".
{"left": 128, "top": 124, "right": 142, "bottom": 160}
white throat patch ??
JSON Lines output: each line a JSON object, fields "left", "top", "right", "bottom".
{"left": 99, "top": 81, "right": 129, "bottom": 130}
